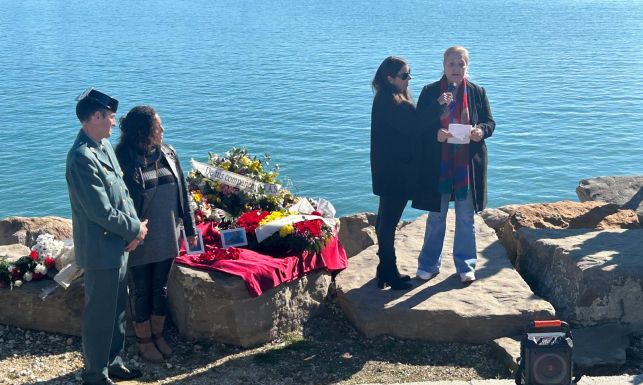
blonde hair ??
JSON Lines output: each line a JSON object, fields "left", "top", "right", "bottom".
{"left": 443, "top": 46, "right": 469, "bottom": 65}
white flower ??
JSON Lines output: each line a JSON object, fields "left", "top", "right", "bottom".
{"left": 8, "top": 265, "right": 15, "bottom": 272}
{"left": 31, "top": 233, "right": 64, "bottom": 262}
{"left": 14, "top": 280, "right": 23, "bottom": 287}
{"left": 23, "top": 272, "right": 33, "bottom": 282}
{"left": 35, "top": 264, "right": 48, "bottom": 275}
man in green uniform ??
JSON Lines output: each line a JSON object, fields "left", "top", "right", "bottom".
{"left": 66, "top": 88, "right": 149, "bottom": 385}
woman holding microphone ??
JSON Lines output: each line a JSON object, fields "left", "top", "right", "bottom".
{"left": 413, "top": 46, "right": 495, "bottom": 284}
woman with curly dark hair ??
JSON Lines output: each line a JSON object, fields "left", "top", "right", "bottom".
{"left": 115, "top": 105, "right": 196, "bottom": 362}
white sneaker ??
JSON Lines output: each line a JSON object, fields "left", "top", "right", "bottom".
{"left": 460, "top": 271, "right": 476, "bottom": 283}
{"left": 416, "top": 269, "right": 438, "bottom": 280}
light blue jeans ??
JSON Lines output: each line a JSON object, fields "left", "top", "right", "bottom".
{"left": 417, "top": 192, "right": 477, "bottom": 275}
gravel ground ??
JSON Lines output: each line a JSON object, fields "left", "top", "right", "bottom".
{"left": 1, "top": 296, "right": 642, "bottom": 385}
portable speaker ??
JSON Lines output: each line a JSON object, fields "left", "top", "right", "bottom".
{"left": 515, "top": 320, "right": 581, "bottom": 385}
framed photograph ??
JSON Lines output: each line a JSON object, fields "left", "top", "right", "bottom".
{"left": 220, "top": 228, "right": 248, "bottom": 248}
{"left": 182, "top": 227, "right": 204, "bottom": 255}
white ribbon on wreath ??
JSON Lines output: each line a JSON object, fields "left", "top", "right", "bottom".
{"left": 191, "top": 159, "right": 281, "bottom": 196}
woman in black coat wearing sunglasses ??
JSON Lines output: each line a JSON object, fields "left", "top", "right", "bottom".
{"left": 370, "top": 56, "right": 419, "bottom": 291}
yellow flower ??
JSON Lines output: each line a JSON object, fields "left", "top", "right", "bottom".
{"left": 250, "top": 160, "right": 261, "bottom": 172}
{"left": 240, "top": 156, "right": 252, "bottom": 167}
{"left": 259, "top": 211, "right": 286, "bottom": 226}
{"left": 279, "top": 224, "right": 294, "bottom": 237}
{"left": 191, "top": 191, "right": 202, "bottom": 202}
{"left": 220, "top": 161, "right": 231, "bottom": 170}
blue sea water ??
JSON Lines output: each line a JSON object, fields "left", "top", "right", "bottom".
{"left": 0, "top": 0, "right": 642, "bottom": 220}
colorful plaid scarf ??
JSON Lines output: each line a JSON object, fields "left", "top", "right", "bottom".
{"left": 438, "top": 76, "right": 471, "bottom": 201}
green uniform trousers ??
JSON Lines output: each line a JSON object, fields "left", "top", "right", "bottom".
{"left": 81, "top": 263, "right": 128, "bottom": 383}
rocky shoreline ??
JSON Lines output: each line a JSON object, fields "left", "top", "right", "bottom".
{"left": 1, "top": 299, "right": 642, "bottom": 385}
{"left": 1, "top": 175, "right": 642, "bottom": 384}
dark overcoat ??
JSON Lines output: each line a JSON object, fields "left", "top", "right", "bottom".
{"left": 370, "top": 93, "right": 419, "bottom": 199}
{"left": 411, "top": 79, "right": 495, "bottom": 213}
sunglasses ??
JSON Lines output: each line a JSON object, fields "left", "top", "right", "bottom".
{"left": 396, "top": 72, "right": 411, "bottom": 80}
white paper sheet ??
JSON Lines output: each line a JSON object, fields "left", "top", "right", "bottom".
{"left": 447, "top": 124, "right": 472, "bottom": 144}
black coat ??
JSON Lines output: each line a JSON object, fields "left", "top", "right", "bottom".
{"left": 412, "top": 79, "right": 495, "bottom": 212}
{"left": 115, "top": 143, "right": 196, "bottom": 238}
{"left": 370, "top": 93, "right": 420, "bottom": 199}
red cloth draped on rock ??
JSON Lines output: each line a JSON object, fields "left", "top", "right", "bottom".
{"left": 175, "top": 221, "right": 348, "bottom": 297}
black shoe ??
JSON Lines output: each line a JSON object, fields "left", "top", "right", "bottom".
{"left": 83, "top": 378, "right": 116, "bottom": 385}
{"left": 376, "top": 268, "right": 413, "bottom": 290}
{"left": 108, "top": 364, "right": 143, "bottom": 380}
{"left": 377, "top": 275, "right": 413, "bottom": 290}
{"left": 376, "top": 264, "right": 411, "bottom": 282}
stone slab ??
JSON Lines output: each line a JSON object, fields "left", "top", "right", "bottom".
{"left": 335, "top": 211, "right": 555, "bottom": 343}
{"left": 167, "top": 263, "right": 331, "bottom": 347}
{"left": 516, "top": 227, "right": 643, "bottom": 327}
{"left": 0, "top": 277, "right": 83, "bottom": 336}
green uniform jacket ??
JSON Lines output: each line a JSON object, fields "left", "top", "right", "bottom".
{"left": 66, "top": 129, "right": 141, "bottom": 270}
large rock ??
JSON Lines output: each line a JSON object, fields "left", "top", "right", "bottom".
{"left": 577, "top": 176, "right": 643, "bottom": 222}
{"left": 335, "top": 212, "right": 555, "bottom": 343}
{"left": 0, "top": 244, "right": 30, "bottom": 264}
{"left": 479, "top": 207, "right": 511, "bottom": 232}
{"left": 167, "top": 264, "right": 331, "bottom": 347}
{"left": 0, "top": 217, "right": 72, "bottom": 247}
{"left": 0, "top": 277, "right": 84, "bottom": 336}
{"left": 498, "top": 201, "right": 639, "bottom": 265}
{"left": 338, "top": 212, "right": 377, "bottom": 258}
{"left": 516, "top": 227, "right": 643, "bottom": 328}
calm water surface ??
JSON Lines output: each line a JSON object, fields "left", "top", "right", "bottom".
{"left": 0, "top": 0, "right": 642, "bottom": 220}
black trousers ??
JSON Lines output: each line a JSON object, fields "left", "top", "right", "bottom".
{"left": 127, "top": 258, "right": 174, "bottom": 323}
{"left": 375, "top": 195, "right": 408, "bottom": 258}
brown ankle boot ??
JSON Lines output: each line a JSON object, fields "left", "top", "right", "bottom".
{"left": 133, "top": 320, "right": 164, "bottom": 363}
{"left": 150, "top": 315, "right": 172, "bottom": 357}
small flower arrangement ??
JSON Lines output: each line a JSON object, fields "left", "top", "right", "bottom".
{"left": 237, "top": 209, "right": 334, "bottom": 255}
{"left": 187, "top": 147, "right": 296, "bottom": 218}
{"left": 0, "top": 234, "right": 60, "bottom": 289}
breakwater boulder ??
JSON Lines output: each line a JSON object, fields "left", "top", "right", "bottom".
{"left": 516, "top": 226, "right": 643, "bottom": 328}
{"left": 0, "top": 216, "right": 72, "bottom": 247}
{"left": 167, "top": 264, "right": 331, "bottom": 347}
{"left": 0, "top": 277, "right": 83, "bottom": 336}
{"left": 483, "top": 201, "right": 639, "bottom": 265}
{"left": 577, "top": 176, "right": 643, "bottom": 222}
{"left": 338, "top": 212, "right": 377, "bottom": 258}
{"left": 0, "top": 244, "right": 30, "bottom": 264}
{"left": 0, "top": 217, "right": 82, "bottom": 336}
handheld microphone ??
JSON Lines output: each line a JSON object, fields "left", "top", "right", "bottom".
{"left": 447, "top": 83, "right": 456, "bottom": 105}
